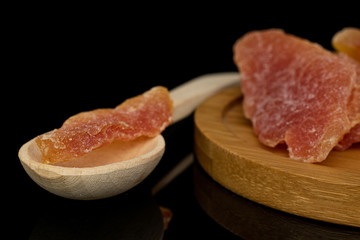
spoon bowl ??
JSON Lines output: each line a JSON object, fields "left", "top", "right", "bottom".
{"left": 19, "top": 135, "right": 165, "bottom": 200}
{"left": 18, "top": 72, "right": 240, "bottom": 200}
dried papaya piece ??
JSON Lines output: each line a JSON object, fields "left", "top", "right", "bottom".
{"left": 336, "top": 124, "right": 360, "bottom": 150}
{"left": 233, "top": 29, "right": 357, "bottom": 162}
{"left": 36, "top": 86, "right": 173, "bottom": 164}
{"left": 332, "top": 27, "right": 360, "bottom": 62}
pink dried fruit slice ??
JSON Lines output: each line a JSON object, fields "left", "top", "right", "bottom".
{"left": 233, "top": 29, "right": 357, "bottom": 163}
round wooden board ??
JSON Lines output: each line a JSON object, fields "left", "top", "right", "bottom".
{"left": 193, "top": 161, "right": 360, "bottom": 239}
{"left": 194, "top": 86, "right": 360, "bottom": 228}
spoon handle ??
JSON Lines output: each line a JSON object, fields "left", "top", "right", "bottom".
{"left": 170, "top": 72, "right": 240, "bottom": 124}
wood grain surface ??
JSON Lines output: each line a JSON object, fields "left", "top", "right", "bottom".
{"left": 193, "top": 161, "right": 360, "bottom": 239}
{"left": 194, "top": 86, "right": 360, "bottom": 227}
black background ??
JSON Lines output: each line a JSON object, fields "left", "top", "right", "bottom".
{"left": 8, "top": 5, "right": 359, "bottom": 239}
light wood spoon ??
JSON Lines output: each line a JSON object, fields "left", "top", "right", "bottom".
{"left": 18, "top": 72, "right": 240, "bottom": 200}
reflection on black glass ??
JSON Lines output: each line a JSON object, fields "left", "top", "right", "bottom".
{"left": 29, "top": 191, "right": 164, "bottom": 240}
{"left": 193, "top": 160, "right": 360, "bottom": 240}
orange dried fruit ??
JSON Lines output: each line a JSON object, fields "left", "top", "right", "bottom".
{"left": 36, "top": 86, "right": 173, "bottom": 164}
{"left": 332, "top": 27, "right": 360, "bottom": 62}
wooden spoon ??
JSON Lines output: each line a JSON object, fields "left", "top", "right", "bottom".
{"left": 18, "top": 72, "right": 240, "bottom": 200}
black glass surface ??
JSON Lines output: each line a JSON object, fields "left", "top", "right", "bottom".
{"left": 10, "top": 14, "right": 359, "bottom": 239}
{"left": 11, "top": 113, "right": 360, "bottom": 239}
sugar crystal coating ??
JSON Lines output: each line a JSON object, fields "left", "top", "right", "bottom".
{"left": 233, "top": 29, "right": 358, "bottom": 163}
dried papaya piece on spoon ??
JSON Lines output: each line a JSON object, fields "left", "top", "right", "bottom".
{"left": 36, "top": 86, "right": 173, "bottom": 164}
